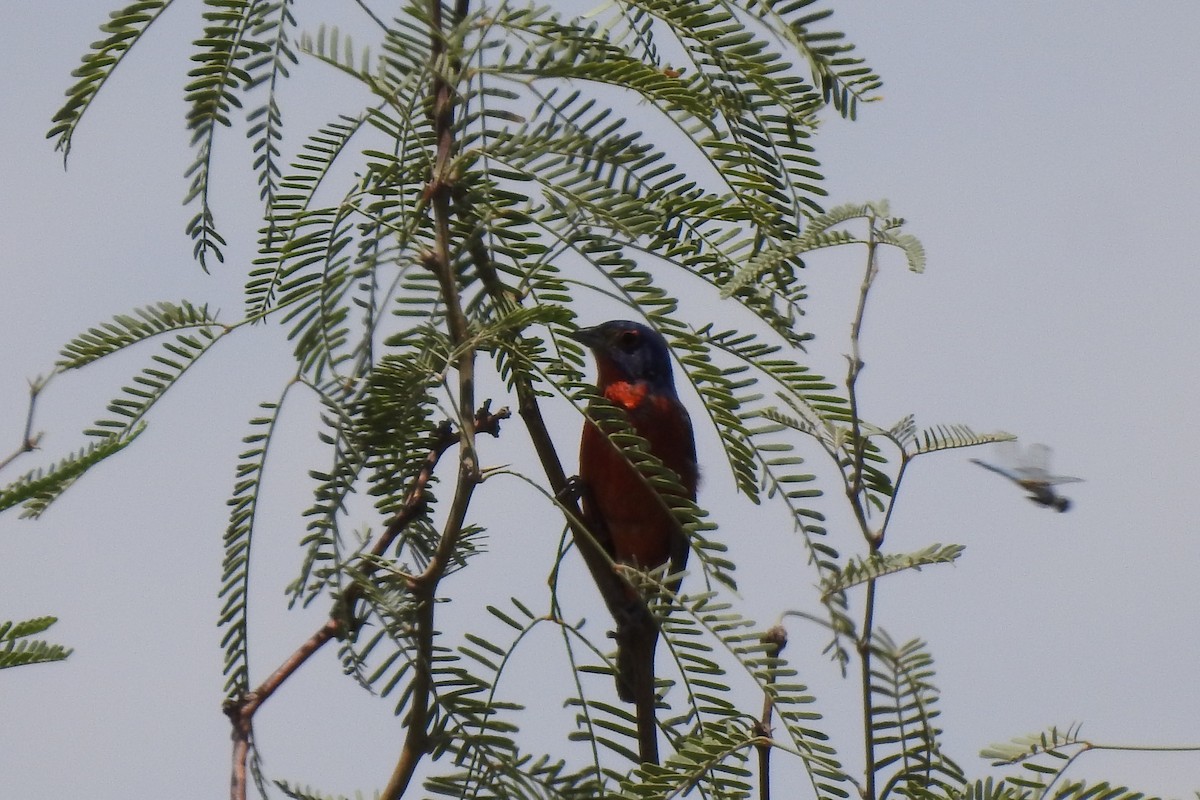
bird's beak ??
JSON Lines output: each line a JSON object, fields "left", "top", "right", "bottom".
{"left": 567, "top": 325, "right": 604, "bottom": 349}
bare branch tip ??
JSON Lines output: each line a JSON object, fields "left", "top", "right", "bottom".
{"left": 473, "top": 401, "right": 511, "bottom": 438}
{"left": 762, "top": 624, "right": 788, "bottom": 655}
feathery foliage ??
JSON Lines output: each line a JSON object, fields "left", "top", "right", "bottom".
{"left": 821, "top": 543, "right": 964, "bottom": 600}
{"left": 868, "top": 631, "right": 965, "bottom": 796}
{"left": 0, "top": 617, "right": 72, "bottom": 670}
{"left": 221, "top": 394, "right": 291, "bottom": 697}
{"left": 22, "top": 1, "right": 1189, "bottom": 799}
{"left": 63, "top": 311, "right": 227, "bottom": 442}
{"left": 978, "top": 724, "right": 1172, "bottom": 800}
{"left": 48, "top": 1, "right": 173, "bottom": 160}
{"left": 0, "top": 429, "right": 142, "bottom": 518}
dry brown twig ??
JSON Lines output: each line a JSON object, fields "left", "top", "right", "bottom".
{"left": 0, "top": 376, "right": 47, "bottom": 474}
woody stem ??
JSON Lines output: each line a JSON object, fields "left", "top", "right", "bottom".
{"left": 381, "top": 2, "right": 478, "bottom": 797}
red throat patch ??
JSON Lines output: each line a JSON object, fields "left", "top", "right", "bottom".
{"left": 604, "top": 381, "right": 648, "bottom": 410}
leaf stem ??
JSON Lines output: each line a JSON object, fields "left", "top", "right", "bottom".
{"left": 1042, "top": 740, "right": 1200, "bottom": 797}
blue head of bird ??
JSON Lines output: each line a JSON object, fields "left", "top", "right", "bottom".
{"left": 569, "top": 320, "right": 676, "bottom": 389}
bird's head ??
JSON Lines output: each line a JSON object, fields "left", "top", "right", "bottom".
{"left": 568, "top": 320, "right": 676, "bottom": 389}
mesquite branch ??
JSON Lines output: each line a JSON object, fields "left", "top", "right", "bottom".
{"left": 223, "top": 406, "right": 508, "bottom": 800}
{"left": 380, "top": 2, "right": 478, "bottom": 797}
{"left": 846, "top": 217, "right": 882, "bottom": 800}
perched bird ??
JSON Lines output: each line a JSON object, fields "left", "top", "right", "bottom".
{"left": 971, "top": 441, "right": 1083, "bottom": 512}
{"left": 569, "top": 320, "right": 698, "bottom": 722}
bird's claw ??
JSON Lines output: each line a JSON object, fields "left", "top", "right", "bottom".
{"left": 559, "top": 475, "right": 586, "bottom": 504}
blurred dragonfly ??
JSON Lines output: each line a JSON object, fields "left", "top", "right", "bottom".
{"left": 970, "top": 441, "right": 1083, "bottom": 512}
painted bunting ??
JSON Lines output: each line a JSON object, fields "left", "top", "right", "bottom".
{"left": 569, "top": 320, "right": 698, "bottom": 711}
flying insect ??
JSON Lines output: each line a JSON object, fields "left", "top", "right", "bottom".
{"left": 971, "top": 441, "right": 1083, "bottom": 512}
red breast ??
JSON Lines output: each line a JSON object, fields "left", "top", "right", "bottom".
{"left": 579, "top": 380, "right": 697, "bottom": 568}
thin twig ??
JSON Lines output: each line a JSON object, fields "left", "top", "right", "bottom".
{"left": 845, "top": 217, "right": 879, "bottom": 547}
{"left": 846, "top": 215, "right": 881, "bottom": 800}
{"left": 347, "top": 409, "right": 506, "bottom": 615}
{"left": 872, "top": 453, "right": 910, "bottom": 548}
{"left": 755, "top": 624, "right": 787, "bottom": 800}
{"left": 0, "top": 376, "right": 47, "bottom": 474}
{"left": 352, "top": 0, "right": 388, "bottom": 32}
{"left": 379, "top": 433, "right": 482, "bottom": 800}
{"left": 225, "top": 618, "right": 341, "bottom": 800}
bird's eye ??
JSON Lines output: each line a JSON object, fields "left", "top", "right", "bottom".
{"left": 616, "top": 329, "right": 640, "bottom": 352}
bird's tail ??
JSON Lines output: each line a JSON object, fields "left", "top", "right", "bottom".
{"left": 614, "top": 606, "right": 660, "bottom": 763}
{"left": 615, "top": 625, "right": 654, "bottom": 702}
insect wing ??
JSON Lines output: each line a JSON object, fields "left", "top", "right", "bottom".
{"left": 969, "top": 458, "right": 1025, "bottom": 484}
{"left": 987, "top": 441, "right": 1081, "bottom": 485}
{"left": 1016, "top": 443, "right": 1083, "bottom": 485}
{"left": 1022, "top": 443, "right": 1052, "bottom": 474}
{"left": 1036, "top": 472, "right": 1084, "bottom": 486}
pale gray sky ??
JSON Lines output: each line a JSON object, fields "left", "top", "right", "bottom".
{"left": 3, "top": 3, "right": 1198, "bottom": 797}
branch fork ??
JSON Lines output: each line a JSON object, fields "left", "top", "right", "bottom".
{"left": 225, "top": 403, "right": 508, "bottom": 800}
